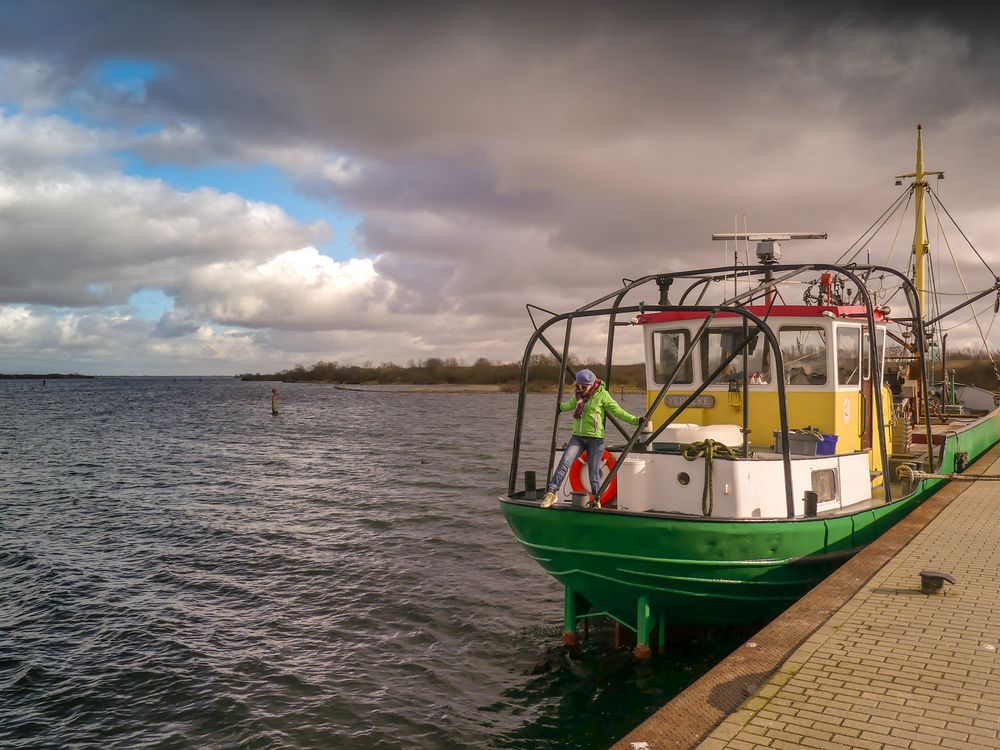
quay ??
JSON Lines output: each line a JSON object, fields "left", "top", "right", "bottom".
{"left": 613, "top": 443, "right": 1000, "bottom": 750}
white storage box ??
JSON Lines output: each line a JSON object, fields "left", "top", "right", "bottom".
{"left": 654, "top": 423, "right": 743, "bottom": 447}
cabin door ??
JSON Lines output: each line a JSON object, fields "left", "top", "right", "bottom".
{"left": 861, "top": 331, "right": 873, "bottom": 450}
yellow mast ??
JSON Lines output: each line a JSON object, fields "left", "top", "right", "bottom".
{"left": 895, "top": 124, "right": 942, "bottom": 318}
{"left": 913, "top": 125, "right": 928, "bottom": 316}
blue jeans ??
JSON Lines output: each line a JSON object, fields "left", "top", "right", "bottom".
{"left": 548, "top": 435, "right": 606, "bottom": 496}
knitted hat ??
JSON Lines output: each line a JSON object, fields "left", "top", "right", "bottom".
{"left": 575, "top": 369, "right": 596, "bottom": 385}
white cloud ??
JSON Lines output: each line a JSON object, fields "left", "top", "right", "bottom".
{"left": 181, "top": 247, "right": 398, "bottom": 331}
{"left": 0, "top": 58, "right": 76, "bottom": 113}
{"left": 0, "top": 109, "right": 110, "bottom": 169}
{"left": 0, "top": 111, "right": 329, "bottom": 309}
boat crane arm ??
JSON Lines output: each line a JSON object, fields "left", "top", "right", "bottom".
{"left": 925, "top": 280, "right": 1000, "bottom": 327}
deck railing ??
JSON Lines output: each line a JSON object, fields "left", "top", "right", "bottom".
{"left": 507, "top": 262, "right": 934, "bottom": 516}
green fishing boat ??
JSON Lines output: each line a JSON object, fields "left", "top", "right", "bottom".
{"left": 499, "top": 127, "right": 1000, "bottom": 657}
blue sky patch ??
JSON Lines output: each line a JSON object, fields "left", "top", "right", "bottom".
{"left": 94, "top": 58, "right": 164, "bottom": 96}
{"left": 121, "top": 157, "right": 361, "bottom": 259}
{"left": 128, "top": 289, "right": 175, "bottom": 320}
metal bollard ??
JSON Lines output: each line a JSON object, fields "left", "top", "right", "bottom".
{"left": 803, "top": 490, "right": 818, "bottom": 517}
{"left": 524, "top": 471, "right": 536, "bottom": 492}
{"left": 919, "top": 570, "right": 956, "bottom": 595}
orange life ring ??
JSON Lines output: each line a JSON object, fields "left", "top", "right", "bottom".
{"left": 568, "top": 449, "right": 618, "bottom": 507}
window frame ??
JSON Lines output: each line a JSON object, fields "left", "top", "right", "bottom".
{"left": 835, "top": 325, "right": 862, "bottom": 387}
{"left": 699, "top": 326, "right": 772, "bottom": 387}
{"left": 779, "top": 325, "right": 829, "bottom": 386}
{"left": 651, "top": 328, "right": 694, "bottom": 385}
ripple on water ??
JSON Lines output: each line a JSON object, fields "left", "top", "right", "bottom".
{"left": 0, "top": 381, "right": 742, "bottom": 749}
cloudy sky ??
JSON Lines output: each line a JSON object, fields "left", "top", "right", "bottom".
{"left": 1, "top": 2, "right": 998, "bottom": 375}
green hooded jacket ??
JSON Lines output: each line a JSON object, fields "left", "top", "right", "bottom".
{"left": 559, "top": 383, "right": 640, "bottom": 438}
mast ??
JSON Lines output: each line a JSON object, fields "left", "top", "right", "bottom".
{"left": 913, "top": 126, "right": 928, "bottom": 316}
{"left": 895, "top": 124, "right": 942, "bottom": 318}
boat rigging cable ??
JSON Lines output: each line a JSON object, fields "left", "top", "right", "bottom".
{"left": 836, "top": 173, "right": 1000, "bottom": 388}
{"left": 835, "top": 186, "right": 912, "bottom": 266}
{"left": 927, "top": 186, "right": 997, "bottom": 276}
{"left": 882, "top": 191, "right": 914, "bottom": 272}
{"left": 927, "top": 192, "right": 1000, "bottom": 382}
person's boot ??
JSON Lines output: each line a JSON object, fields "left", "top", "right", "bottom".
{"left": 540, "top": 491, "right": 558, "bottom": 508}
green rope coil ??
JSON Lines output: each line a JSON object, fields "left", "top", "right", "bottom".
{"left": 681, "top": 439, "right": 743, "bottom": 517}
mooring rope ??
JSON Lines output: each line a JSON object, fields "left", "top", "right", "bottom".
{"left": 681, "top": 439, "right": 742, "bottom": 517}
{"left": 897, "top": 465, "right": 1000, "bottom": 483}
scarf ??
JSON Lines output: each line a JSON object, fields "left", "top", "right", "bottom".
{"left": 573, "top": 379, "right": 601, "bottom": 418}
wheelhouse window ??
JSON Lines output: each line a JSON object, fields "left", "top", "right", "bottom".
{"left": 862, "top": 331, "right": 870, "bottom": 380}
{"left": 860, "top": 328, "right": 885, "bottom": 382}
{"left": 874, "top": 328, "right": 885, "bottom": 381}
{"left": 700, "top": 328, "right": 771, "bottom": 385}
{"left": 652, "top": 330, "right": 693, "bottom": 384}
{"left": 780, "top": 326, "right": 827, "bottom": 385}
{"left": 836, "top": 327, "right": 861, "bottom": 386}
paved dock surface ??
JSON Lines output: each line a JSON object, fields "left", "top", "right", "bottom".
{"left": 613, "top": 445, "right": 1000, "bottom": 750}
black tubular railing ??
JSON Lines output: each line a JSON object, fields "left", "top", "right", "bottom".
{"left": 545, "top": 318, "right": 574, "bottom": 485}
{"left": 507, "top": 260, "right": 932, "bottom": 511}
{"left": 851, "top": 264, "right": 936, "bottom": 474}
{"left": 507, "top": 301, "right": 796, "bottom": 517}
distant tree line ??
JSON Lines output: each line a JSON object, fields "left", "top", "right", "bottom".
{"left": 933, "top": 348, "right": 1000, "bottom": 391}
{"left": 241, "top": 348, "right": 1000, "bottom": 392}
{"left": 240, "top": 355, "right": 647, "bottom": 390}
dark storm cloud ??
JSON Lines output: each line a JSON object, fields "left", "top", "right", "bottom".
{"left": 154, "top": 308, "right": 199, "bottom": 338}
{"left": 6, "top": 2, "right": 1000, "bottom": 149}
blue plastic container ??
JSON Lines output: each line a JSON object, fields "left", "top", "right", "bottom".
{"left": 816, "top": 433, "right": 838, "bottom": 455}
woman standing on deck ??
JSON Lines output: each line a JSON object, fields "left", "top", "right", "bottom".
{"left": 540, "top": 369, "right": 640, "bottom": 508}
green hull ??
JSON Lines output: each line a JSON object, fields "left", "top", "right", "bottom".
{"left": 501, "top": 411, "right": 1000, "bottom": 629}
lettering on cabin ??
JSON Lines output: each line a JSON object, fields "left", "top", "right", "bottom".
{"left": 665, "top": 394, "right": 715, "bottom": 408}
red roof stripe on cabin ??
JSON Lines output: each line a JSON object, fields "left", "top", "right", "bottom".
{"left": 637, "top": 305, "right": 886, "bottom": 323}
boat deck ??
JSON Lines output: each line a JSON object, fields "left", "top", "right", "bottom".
{"left": 912, "top": 416, "right": 986, "bottom": 444}
{"left": 611, "top": 442, "right": 1000, "bottom": 750}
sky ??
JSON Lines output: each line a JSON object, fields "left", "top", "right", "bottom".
{"left": 1, "top": 1, "right": 999, "bottom": 375}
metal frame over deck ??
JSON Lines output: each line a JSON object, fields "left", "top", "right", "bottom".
{"left": 507, "top": 261, "right": 937, "bottom": 516}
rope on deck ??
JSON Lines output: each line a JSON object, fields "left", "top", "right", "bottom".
{"left": 681, "top": 439, "right": 743, "bottom": 517}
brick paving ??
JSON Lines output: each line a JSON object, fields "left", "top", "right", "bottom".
{"left": 612, "top": 445, "right": 1000, "bottom": 750}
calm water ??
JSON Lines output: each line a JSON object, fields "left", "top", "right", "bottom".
{"left": 1, "top": 378, "right": 751, "bottom": 749}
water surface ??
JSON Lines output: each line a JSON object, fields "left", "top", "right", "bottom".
{"left": 1, "top": 378, "right": 750, "bottom": 749}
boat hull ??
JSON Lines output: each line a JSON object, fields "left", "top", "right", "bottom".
{"left": 500, "top": 410, "right": 1000, "bottom": 628}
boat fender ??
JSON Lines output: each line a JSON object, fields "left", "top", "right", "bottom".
{"left": 568, "top": 450, "right": 617, "bottom": 507}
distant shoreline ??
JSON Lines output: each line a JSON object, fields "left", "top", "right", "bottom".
{"left": 239, "top": 359, "right": 649, "bottom": 391}
{"left": 0, "top": 373, "right": 94, "bottom": 380}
